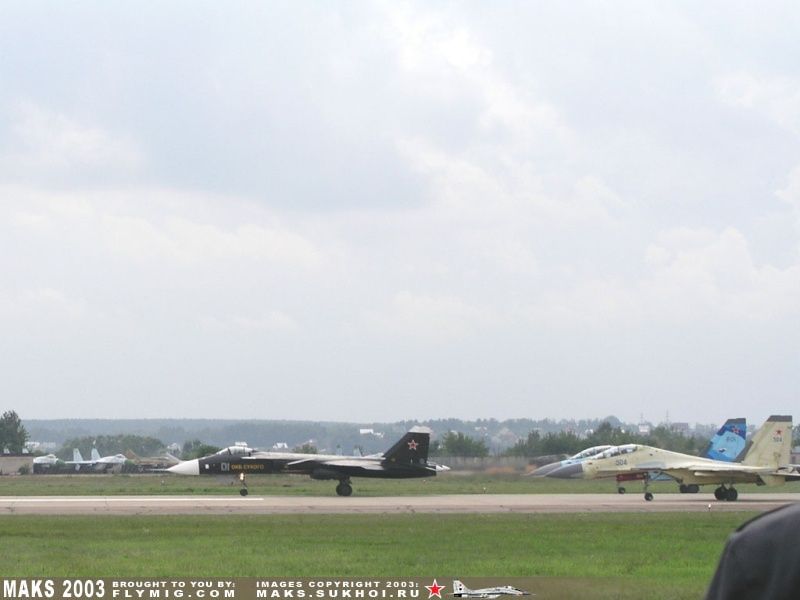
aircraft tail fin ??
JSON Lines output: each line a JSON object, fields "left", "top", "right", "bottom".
{"left": 452, "top": 581, "right": 470, "bottom": 597}
{"left": 742, "top": 415, "right": 792, "bottom": 469}
{"left": 73, "top": 448, "right": 84, "bottom": 462}
{"left": 382, "top": 427, "right": 431, "bottom": 465}
{"left": 91, "top": 447, "right": 101, "bottom": 461}
{"left": 703, "top": 418, "right": 747, "bottom": 462}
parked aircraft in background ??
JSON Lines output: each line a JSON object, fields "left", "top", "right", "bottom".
{"left": 124, "top": 450, "right": 180, "bottom": 471}
{"left": 451, "top": 580, "right": 530, "bottom": 598}
{"left": 532, "top": 417, "right": 747, "bottom": 494}
{"left": 32, "top": 454, "right": 61, "bottom": 466}
{"left": 168, "top": 426, "right": 449, "bottom": 496}
{"left": 66, "top": 448, "right": 127, "bottom": 472}
{"left": 546, "top": 416, "right": 796, "bottom": 501}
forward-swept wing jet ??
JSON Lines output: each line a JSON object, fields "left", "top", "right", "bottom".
{"left": 451, "top": 580, "right": 529, "bottom": 598}
{"left": 168, "top": 426, "right": 449, "bottom": 496}
{"left": 546, "top": 416, "right": 796, "bottom": 502}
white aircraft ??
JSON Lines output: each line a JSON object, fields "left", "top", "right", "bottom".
{"left": 67, "top": 448, "right": 127, "bottom": 472}
{"left": 451, "top": 581, "right": 530, "bottom": 598}
{"left": 32, "top": 454, "right": 61, "bottom": 466}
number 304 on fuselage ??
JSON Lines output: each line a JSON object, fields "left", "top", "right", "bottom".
{"left": 545, "top": 415, "right": 799, "bottom": 501}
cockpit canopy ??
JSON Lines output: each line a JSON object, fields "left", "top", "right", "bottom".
{"left": 595, "top": 444, "right": 640, "bottom": 459}
{"left": 569, "top": 445, "right": 613, "bottom": 460}
{"left": 214, "top": 445, "right": 254, "bottom": 457}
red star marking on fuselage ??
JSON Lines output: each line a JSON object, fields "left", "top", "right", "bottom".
{"left": 408, "top": 439, "right": 418, "bottom": 451}
{"left": 425, "top": 580, "right": 445, "bottom": 599}
{"left": 776, "top": 430, "right": 783, "bottom": 436}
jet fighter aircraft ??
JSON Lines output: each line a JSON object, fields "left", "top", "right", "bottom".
{"left": 451, "top": 580, "right": 529, "bottom": 598}
{"left": 531, "top": 417, "right": 747, "bottom": 494}
{"left": 168, "top": 426, "right": 449, "bottom": 496}
{"left": 546, "top": 415, "right": 796, "bottom": 501}
{"left": 67, "top": 448, "right": 127, "bottom": 472}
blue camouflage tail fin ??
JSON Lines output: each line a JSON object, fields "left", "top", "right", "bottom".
{"left": 703, "top": 418, "right": 747, "bottom": 462}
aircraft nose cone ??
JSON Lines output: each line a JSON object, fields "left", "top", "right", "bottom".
{"left": 530, "top": 461, "right": 564, "bottom": 477}
{"left": 546, "top": 462, "right": 584, "bottom": 479}
{"left": 167, "top": 459, "right": 200, "bottom": 475}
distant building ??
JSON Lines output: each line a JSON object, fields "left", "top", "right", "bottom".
{"left": 638, "top": 424, "right": 651, "bottom": 435}
{"left": 0, "top": 455, "right": 33, "bottom": 475}
{"left": 359, "top": 429, "right": 384, "bottom": 438}
{"left": 670, "top": 422, "right": 690, "bottom": 435}
{"left": 26, "top": 441, "right": 58, "bottom": 453}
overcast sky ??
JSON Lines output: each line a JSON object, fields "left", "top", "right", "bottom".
{"left": 2, "top": 2, "right": 798, "bottom": 425}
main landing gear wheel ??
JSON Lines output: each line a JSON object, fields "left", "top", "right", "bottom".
{"left": 617, "top": 487, "right": 626, "bottom": 494}
{"left": 679, "top": 484, "right": 687, "bottom": 493}
{"left": 687, "top": 484, "right": 699, "bottom": 493}
{"left": 239, "top": 488, "right": 249, "bottom": 496}
{"left": 726, "top": 487, "right": 738, "bottom": 502}
{"left": 644, "top": 492, "right": 654, "bottom": 501}
{"left": 239, "top": 472, "right": 248, "bottom": 496}
{"left": 714, "top": 486, "right": 727, "bottom": 501}
{"left": 336, "top": 481, "right": 353, "bottom": 497}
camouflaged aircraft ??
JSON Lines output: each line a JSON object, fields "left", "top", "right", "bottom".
{"left": 168, "top": 426, "right": 449, "bottom": 496}
{"left": 546, "top": 415, "right": 797, "bottom": 501}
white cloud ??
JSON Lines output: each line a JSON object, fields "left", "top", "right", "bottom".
{"left": 0, "top": 288, "right": 86, "bottom": 322}
{"left": 1, "top": 103, "right": 143, "bottom": 179}
{"left": 777, "top": 164, "right": 800, "bottom": 244}
{"left": 364, "top": 291, "right": 497, "bottom": 342}
{"left": 102, "top": 214, "right": 323, "bottom": 267}
{"left": 715, "top": 72, "right": 800, "bottom": 134}
{"left": 524, "top": 227, "right": 800, "bottom": 328}
{"left": 200, "top": 311, "right": 298, "bottom": 333}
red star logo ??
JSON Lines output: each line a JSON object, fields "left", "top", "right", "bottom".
{"left": 425, "top": 580, "right": 445, "bottom": 599}
{"left": 407, "top": 439, "right": 418, "bottom": 451}
{"left": 776, "top": 430, "right": 783, "bottom": 436}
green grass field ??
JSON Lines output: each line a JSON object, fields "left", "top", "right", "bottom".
{"left": 2, "top": 471, "right": 797, "bottom": 496}
{"left": 0, "top": 512, "right": 750, "bottom": 599}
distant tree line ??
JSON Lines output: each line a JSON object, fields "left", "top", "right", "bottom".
{"left": 503, "top": 421, "right": 708, "bottom": 458}
{"left": 431, "top": 432, "right": 490, "bottom": 458}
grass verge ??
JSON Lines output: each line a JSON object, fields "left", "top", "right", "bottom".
{"left": 0, "top": 512, "right": 750, "bottom": 599}
{"left": 2, "top": 472, "right": 796, "bottom": 496}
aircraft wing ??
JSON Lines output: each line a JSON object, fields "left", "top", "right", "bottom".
{"left": 286, "top": 458, "right": 386, "bottom": 471}
{"left": 318, "top": 459, "right": 386, "bottom": 470}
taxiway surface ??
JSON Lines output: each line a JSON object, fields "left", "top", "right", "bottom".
{"left": 0, "top": 493, "right": 796, "bottom": 515}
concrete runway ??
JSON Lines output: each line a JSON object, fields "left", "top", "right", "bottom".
{"left": 0, "top": 493, "right": 796, "bottom": 515}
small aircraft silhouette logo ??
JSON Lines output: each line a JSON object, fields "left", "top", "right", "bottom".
{"left": 425, "top": 580, "right": 445, "bottom": 599}
{"left": 408, "top": 439, "right": 419, "bottom": 451}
